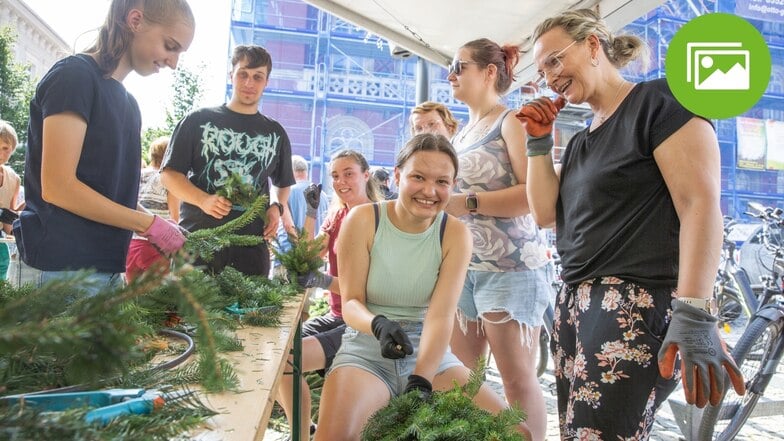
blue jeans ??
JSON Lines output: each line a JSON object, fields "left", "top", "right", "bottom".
{"left": 39, "top": 270, "right": 124, "bottom": 297}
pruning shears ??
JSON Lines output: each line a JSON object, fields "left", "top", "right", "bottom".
{"left": 0, "top": 388, "right": 193, "bottom": 425}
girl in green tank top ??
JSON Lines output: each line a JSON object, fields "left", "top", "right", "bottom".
{"left": 313, "top": 134, "right": 531, "bottom": 440}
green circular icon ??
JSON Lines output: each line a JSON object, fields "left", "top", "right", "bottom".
{"left": 665, "top": 13, "right": 771, "bottom": 120}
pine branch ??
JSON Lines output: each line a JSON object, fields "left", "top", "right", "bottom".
{"left": 0, "top": 387, "right": 216, "bottom": 441}
{"left": 0, "top": 265, "right": 240, "bottom": 395}
{"left": 0, "top": 249, "right": 301, "bottom": 437}
{"left": 361, "top": 362, "right": 525, "bottom": 441}
{"left": 216, "top": 172, "right": 260, "bottom": 209}
{"left": 271, "top": 228, "right": 326, "bottom": 277}
{"left": 184, "top": 195, "right": 268, "bottom": 262}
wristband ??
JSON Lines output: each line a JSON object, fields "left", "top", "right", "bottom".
{"left": 526, "top": 134, "right": 554, "bottom": 157}
{"left": 269, "top": 201, "right": 284, "bottom": 216}
{"left": 675, "top": 297, "right": 717, "bottom": 315}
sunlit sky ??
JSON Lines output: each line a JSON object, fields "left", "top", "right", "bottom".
{"left": 23, "top": 0, "right": 231, "bottom": 129}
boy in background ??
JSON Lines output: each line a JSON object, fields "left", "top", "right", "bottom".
{"left": 0, "top": 121, "right": 22, "bottom": 280}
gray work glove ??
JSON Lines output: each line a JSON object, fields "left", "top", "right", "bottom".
{"left": 296, "top": 270, "right": 332, "bottom": 290}
{"left": 658, "top": 300, "right": 746, "bottom": 408}
{"left": 304, "top": 184, "right": 321, "bottom": 218}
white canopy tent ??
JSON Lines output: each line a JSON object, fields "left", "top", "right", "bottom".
{"left": 302, "top": 0, "right": 666, "bottom": 90}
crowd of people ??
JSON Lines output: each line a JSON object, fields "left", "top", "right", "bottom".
{"left": 2, "top": 1, "right": 746, "bottom": 440}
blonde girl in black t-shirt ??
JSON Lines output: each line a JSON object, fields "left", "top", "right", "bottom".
{"left": 518, "top": 8, "right": 745, "bottom": 440}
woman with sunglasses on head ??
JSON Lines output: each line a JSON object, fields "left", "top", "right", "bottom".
{"left": 518, "top": 9, "right": 744, "bottom": 439}
{"left": 314, "top": 134, "right": 530, "bottom": 441}
{"left": 446, "top": 38, "right": 551, "bottom": 440}
{"left": 14, "top": 0, "right": 194, "bottom": 292}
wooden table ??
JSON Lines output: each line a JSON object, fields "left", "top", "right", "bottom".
{"left": 195, "top": 294, "right": 306, "bottom": 441}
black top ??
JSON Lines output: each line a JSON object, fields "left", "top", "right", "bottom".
{"left": 15, "top": 54, "right": 141, "bottom": 272}
{"left": 162, "top": 105, "right": 295, "bottom": 233}
{"left": 556, "top": 78, "right": 704, "bottom": 287}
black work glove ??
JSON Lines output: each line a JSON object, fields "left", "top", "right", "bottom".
{"left": 296, "top": 270, "right": 332, "bottom": 289}
{"left": 0, "top": 208, "right": 18, "bottom": 225}
{"left": 304, "top": 183, "right": 321, "bottom": 218}
{"left": 404, "top": 374, "right": 432, "bottom": 401}
{"left": 371, "top": 315, "right": 414, "bottom": 359}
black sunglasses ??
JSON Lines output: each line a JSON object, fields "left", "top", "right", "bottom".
{"left": 448, "top": 59, "right": 479, "bottom": 76}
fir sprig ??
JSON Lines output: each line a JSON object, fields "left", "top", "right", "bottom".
{"left": 217, "top": 268, "right": 297, "bottom": 304}
{"left": 0, "top": 273, "right": 162, "bottom": 392}
{"left": 216, "top": 172, "right": 260, "bottom": 208}
{"left": 361, "top": 361, "right": 526, "bottom": 441}
{"left": 0, "top": 266, "right": 237, "bottom": 395}
{"left": 272, "top": 228, "right": 326, "bottom": 278}
{"left": 184, "top": 194, "right": 268, "bottom": 262}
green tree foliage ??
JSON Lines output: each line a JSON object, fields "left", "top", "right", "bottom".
{"left": 141, "top": 64, "right": 205, "bottom": 158}
{"left": 0, "top": 26, "right": 37, "bottom": 179}
{"left": 166, "top": 64, "right": 205, "bottom": 130}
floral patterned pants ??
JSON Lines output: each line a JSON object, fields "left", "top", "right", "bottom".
{"left": 552, "top": 277, "right": 680, "bottom": 440}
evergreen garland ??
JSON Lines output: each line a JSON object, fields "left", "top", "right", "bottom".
{"left": 361, "top": 362, "right": 526, "bottom": 441}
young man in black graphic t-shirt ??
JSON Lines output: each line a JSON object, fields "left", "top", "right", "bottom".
{"left": 161, "top": 45, "right": 295, "bottom": 276}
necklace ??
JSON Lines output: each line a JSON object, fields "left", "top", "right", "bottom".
{"left": 594, "top": 80, "right": 630, "bottom": 125}
{"left": 458, "top": 104, "right": 499, "bottom": 142}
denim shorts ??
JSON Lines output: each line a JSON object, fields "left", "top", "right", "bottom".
{"left": 329, "top": 321, "right": 463, "bottom": 397}
{"left": 457, "top": 267, "right": 551, "bottom": 328}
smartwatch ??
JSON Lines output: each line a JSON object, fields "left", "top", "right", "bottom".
{"left": 465, "top": 192, "right": 478, "bottom": 214}
{"left": 269, "top": 201, "right": 284, "bottom": 216}
{"left": 676, "top": 297, "right": 717, "bottom": 315}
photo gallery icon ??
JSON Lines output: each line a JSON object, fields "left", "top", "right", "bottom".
{"left": 686, "top": 42, "right": 750, "bottom": 90}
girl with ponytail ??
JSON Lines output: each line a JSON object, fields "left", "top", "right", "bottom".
{"left": 14, "top": 0, "right": 195, "bottom": 292}
{"left": 446, "top": 38, "right": 551, "bottom": 440}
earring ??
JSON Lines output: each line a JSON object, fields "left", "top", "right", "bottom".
{"left": 591, "top": 58, "right": 599, "bottom": 67}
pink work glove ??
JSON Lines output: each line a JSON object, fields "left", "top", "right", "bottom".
{"left": 141, "top": 215, "right": 186, "bottom": 255}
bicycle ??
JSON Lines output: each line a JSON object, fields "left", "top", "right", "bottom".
{"left": 698, "top": 203, "right": 784, "bottom": 440}
{"left": 714, "top": 216, "right": 760, "bottom": 331}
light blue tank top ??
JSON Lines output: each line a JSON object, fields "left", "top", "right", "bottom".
{"left": 365, "top": 202, "right": 445, "bottom": 321}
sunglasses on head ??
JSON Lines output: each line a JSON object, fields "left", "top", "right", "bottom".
{"left": 448, "top": 59, "right": 479, "bottom": 76}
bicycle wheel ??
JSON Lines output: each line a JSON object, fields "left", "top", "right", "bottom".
{"left": 697, "top": 315, "right": 782, "bottom": 440}
{"left": 717, "top": 286, "right": 743, "bottom": 323}
{"left": 716, "top": 285, "right": 753, "bottom": 332}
